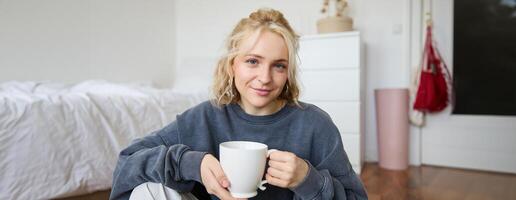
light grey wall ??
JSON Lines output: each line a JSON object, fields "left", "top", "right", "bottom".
{"left": 0, "top": 0, "right": 175, "bottom": 87}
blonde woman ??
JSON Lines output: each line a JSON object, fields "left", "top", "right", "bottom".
{"left": 110, "top": 8, "right": 367, "bottom": 200}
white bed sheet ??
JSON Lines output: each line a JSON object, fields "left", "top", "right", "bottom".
{"left": 0, "top": 80, "right": 207, "bottom": 200}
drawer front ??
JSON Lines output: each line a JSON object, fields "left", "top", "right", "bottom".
{"left": 312, "top": 101, "right": 360, "bottom": 133}
{"left": 299, "top": 69, "right": 359, "bottom": 101}
{"left": 299, "top": 36, "right": 359, "bottom": 70}
{"left": 341, "top": 134, "right": 360, "bottom": 166}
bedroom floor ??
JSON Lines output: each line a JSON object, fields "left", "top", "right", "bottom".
{"left": 55, "top": 162, "right": 516, "bottom": 200}
{"left": 361, "top": 163, "right": 516, "bottom": 200}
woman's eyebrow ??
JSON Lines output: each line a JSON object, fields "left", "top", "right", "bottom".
{"left": 245, "top": 54, "right": 288, "bottom": 62}
{"left": 245, "top": 54, "right": 264, "bottom": 59}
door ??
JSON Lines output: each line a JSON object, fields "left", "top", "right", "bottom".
{"left": 420, "top": 0, "right": 516, "bottom": 174}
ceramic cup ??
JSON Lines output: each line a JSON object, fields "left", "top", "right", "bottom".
{"left": 219, "top": 141, "right": 276, "bottom": 198}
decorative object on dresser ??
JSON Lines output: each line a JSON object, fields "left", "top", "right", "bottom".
{"left": 298, "top": 32, "right": 364, "bottom": 173}
{"left": 317, "top": 0, "right": 353, "bottom": 33}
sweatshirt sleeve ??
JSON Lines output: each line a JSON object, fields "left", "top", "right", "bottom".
{"left": 291, "top": 114, "right": 368, "bottom": 200}
{"left": 291, "top": 161, "right": 367, "bottom": 200}
{"left": 109, "top": 121, "right": 207, "bottom": 200}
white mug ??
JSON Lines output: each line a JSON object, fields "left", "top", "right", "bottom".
{"left": 219, "top": 141, "right": 276, "bottom": 198}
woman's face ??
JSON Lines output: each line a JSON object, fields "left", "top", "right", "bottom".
{"left": 232, "top": 30, "right": 289, "bottom": 115}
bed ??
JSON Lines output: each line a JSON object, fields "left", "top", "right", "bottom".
{"left": 0, "top": 80, "right": 208, "bottom": 200}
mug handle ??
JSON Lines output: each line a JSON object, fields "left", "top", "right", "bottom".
{"left": 258, "top": 149, "right": 278, "bottom": 191}
{"left": 258, "top": 180, "right": 268, "bottom": 191}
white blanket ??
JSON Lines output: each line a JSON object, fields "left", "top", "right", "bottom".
{"left": 0, "top": 80, "right": 207, "bottom": 200}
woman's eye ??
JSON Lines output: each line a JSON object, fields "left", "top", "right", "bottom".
{"left": 245, "top": 59, "right": 258, "bottom": 65}
{"left": 274, "top": 63, "right": 287, "bottom": 69}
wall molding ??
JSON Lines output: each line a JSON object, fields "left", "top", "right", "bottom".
{"left": 407, "top": 0, "right": 425, "bottom": 166}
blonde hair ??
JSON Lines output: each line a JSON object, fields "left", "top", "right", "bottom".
{"left": 212, "top": 8, "right": 300, "bottom": 106}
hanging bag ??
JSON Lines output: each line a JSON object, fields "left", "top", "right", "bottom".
{"left": 413, "top": 25, "right": 452, "bottom": 112}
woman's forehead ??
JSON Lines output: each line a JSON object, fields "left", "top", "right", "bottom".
{"left": 237, "top": 30, "right": 288, "bottom": 61}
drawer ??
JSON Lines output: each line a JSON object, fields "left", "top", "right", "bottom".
{"left": 341, "top": 134, "right": 360, "bottom": 166}
{"left": 312, "top": 101, "right": 360, "bottom": 133}
{"left": 299, "top": 69, "right": 359, "bottom": 101}
{"left": 299, "top": 35, "right": 360, "bottom": 70}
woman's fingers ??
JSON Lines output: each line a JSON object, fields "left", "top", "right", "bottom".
{"left": 268, "top": 160, "right": 294, "bottom": 172}
{"left": 210, "top": 160, "right": 230, "bottom": 188}
{"left": 268, "top": 151, "right": 296, "bottom": 162}
{"left": 200, "top": 154, "right": 237, "bottom": 200}
{"left": 206, "top": 173, "right": 235, "bottom": 200}
{"left": 265, "top": 173, "right": 289, "bottom": 188}
{"left": 209, "top": 181, "right": 235, "bottom": 200}
{"left": 267, "top": 165, "right": 292, "bottom": 180}
{"left": 208, "top": 165, "right": 237, "bottom": 200}
{"left": 266, "top": 151, "right": 310, "bottom": 189}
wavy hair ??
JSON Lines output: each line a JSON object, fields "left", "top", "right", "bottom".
{"left": 211, "top": 8, "right": 300, "bottom": 107}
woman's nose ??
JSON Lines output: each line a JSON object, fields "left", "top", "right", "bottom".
{"left": 257, "top": 66, "right": 272, "bottom": 84}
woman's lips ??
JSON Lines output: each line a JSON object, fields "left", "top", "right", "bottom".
{"left": 253, "top": 88, "right": 271, "bottom": 96}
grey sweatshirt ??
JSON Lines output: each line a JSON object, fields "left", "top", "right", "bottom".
{"left": 110, "top": 101, "right": 368, "bottom": 200}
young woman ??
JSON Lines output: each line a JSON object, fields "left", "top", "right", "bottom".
{"left": 110, "top": 8, "right": 367, "bottom": 200}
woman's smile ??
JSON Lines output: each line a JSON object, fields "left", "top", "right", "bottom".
{"left": 252, "top": 87, "right": 273, "bottom": 96}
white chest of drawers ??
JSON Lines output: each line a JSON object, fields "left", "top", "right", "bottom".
{"left": 298, "top": 32, "right": 365, "bottom": 173}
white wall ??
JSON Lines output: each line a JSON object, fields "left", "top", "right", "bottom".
{"left": 352, "top": 0, "right": 411, "bottom": 163}
{"left": 173, "top": 0, "right": 411, "bottom": 163}
{"left": 0, "top": 0, "right": 415, "bottom": 165}
{"left": 172, "top": 0, "right": 321, "bottom": 92}
{"left": 0, "top": 0, "right": 175, "bottom": 87}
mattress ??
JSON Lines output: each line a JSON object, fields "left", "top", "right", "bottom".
{"left": 0, "top": 80, "right": 207, "bottom": 200}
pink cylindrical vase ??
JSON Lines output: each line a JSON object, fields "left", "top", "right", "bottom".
{"left": 375, "top": 88, "right": 409, "bottom": 170}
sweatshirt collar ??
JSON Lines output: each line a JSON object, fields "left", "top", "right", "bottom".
{"left": 228, "top": 102, "right": 295, "bottom": 125}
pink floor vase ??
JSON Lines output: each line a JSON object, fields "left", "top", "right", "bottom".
{"left": 375, "top": 88, "right": 410, "bottom": 170}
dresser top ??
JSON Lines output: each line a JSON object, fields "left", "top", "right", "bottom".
{"left": 300, "top": 31, "right": 360, "bottom": 40}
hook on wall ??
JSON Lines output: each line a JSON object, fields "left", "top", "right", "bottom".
{"left": 425, "top": 12, "right": 433, "bottom": 27}
{"left": 425, "top": 0, "right": 433, "bottom": 27}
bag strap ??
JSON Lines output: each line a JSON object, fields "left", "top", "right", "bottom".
{"left": 422, "top": 26, "right": 432, "bottom": 72}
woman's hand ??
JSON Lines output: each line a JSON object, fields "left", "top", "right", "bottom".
{"left": 266, "top": 150, "right": 309, "bottom": 189}
{"left": 200, "top": 154, "right": 245, "bottom": 200}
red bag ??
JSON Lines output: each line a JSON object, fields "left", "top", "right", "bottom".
{"left": 413, "top": 25, "right": 452, "bottom": 112}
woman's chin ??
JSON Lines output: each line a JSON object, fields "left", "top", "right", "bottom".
{"left": 248, "top": 101, "right": 271, "bottom": 109}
